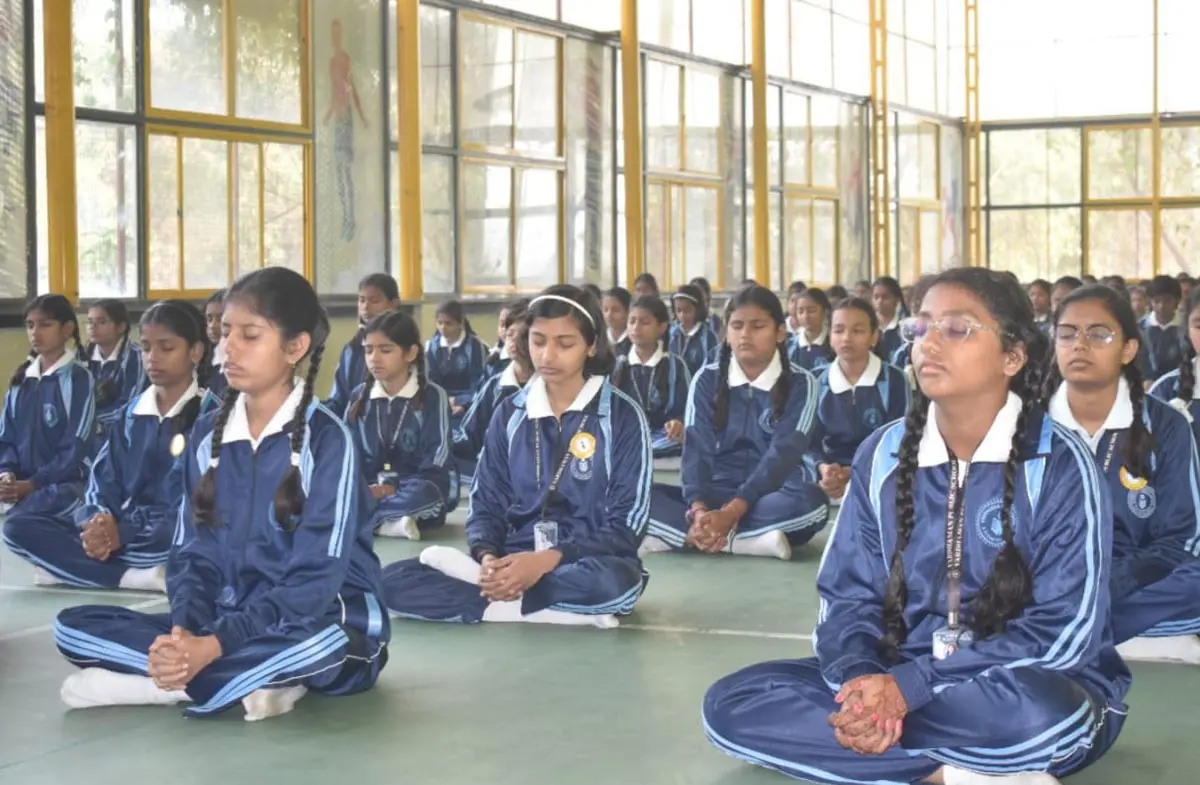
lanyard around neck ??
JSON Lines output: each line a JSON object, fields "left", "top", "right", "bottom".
{"left": 534, "top": 414, "right": 589, "bottom": 521}
{"left": 376, "top": 398, "right": 412, "bottom": 459}
{"left": 944, "top": 451, "right": 971, "bottom": 630}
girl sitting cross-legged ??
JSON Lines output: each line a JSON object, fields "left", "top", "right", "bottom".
{"left": 382, "top": 284, "right": 652, "bottom": 629}
{"left": 611, "top": 295, "right": 690, "bottom": 459}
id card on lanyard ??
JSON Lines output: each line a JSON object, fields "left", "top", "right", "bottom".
{"left": 532, "top": 414, "right": 589, "bottom": 552}
{"left": 933, "top": 451, "right": 974, "bottom": 660}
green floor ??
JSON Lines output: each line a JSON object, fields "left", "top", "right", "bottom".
{"left": 1, "top": 517, "right": 1197, "bottom": 785}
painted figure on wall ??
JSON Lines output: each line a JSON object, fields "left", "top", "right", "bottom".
{"left": 324, "top": 19, "right": 369, "bottom": 243}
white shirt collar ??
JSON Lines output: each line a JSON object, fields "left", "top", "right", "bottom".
{"left": 91, "top": 344, "right": 118, "bottom": 364}
{"left": 628, "top": 343, "right": 665, "bottom": 368}
{"left": 524, "top": 374, "right": 605, "bottom": 419}
{"left": 918, "top": 391, "right": 1023, "bottom": 468}
{"left": 795, "top": 327, "right": 828, "bottom": 348}
{"left": 498, "top": 362, "right": 523, "bottom": 389}
{"left": 608, "top": 328, "right": 627, "bottom": 345}
{"left": 1048, "top": 376, "right": 1134, "bottom": 453}
{"left": 132, "top": 380, "right": 201, "bottom": 421}
{"left": 883, "top": 312, "right": 901, "bottom": 332}
{"left": 439, "top": 332, "right": 466, "bottom": 350}
{"left": 222, "top": 380, "right": 307, "bottom": 451}
{"left": 25, "top": 349, "right": 76, "bottom": 381}
{"left": 827, "top": 353, "right": 882, "bottom": 394}
{"left": 684, "top": 322, "right": 703, "bottom": 338}
{"left": 212, "top": 340, "right": 227, "bottom": 367}
{"left": 497, "top": 342, "right": 510, "bottom": 361}
{"left": 728, "top": 350, "right": 783, "bottom": 392}
{"left": 1193, "top": 357, "right": 1200, "bottom": 401}
{"left": 370, "top": 372, "right": 419, "bottom": 400}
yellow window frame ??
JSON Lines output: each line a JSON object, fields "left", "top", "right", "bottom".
{"left": 781, "top": 188, "right": 840, "bottom": 288}
{"left": 144, "top": 124, "right": 313, "bottom": 300}
{"left": 645, "top": 177, "right": 726, "bottom": 291}
{"left": 142, "top": 0, "right": 312, "bottom": 134}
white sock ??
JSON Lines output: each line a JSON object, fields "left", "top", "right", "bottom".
{"left": 60, "top": 668, "right": 188, "bottom": 709}
{"left": 482, "top": 600, "right": 619, "bottom": 629}
{"left": 729, "top": 530, "right": 792, "bottom": 560}
{"left": 419, "top": 545, "right": 482, "bottom": 585}
{"left": 118, "top": 565, "right": 167, "bottom": 593}
{"left": 242, "top": 685, "right": 308, "bottom": 722}
{"left": 942, "top": 767, "right": 1060, "bottom": 785}
{"left": 33, "top": 566, "right": 65, "bottom": 587}
{"left": 377, "top": 515, "right": 420, "bottom": 540}
{"left": 1116, "top": 634, "right": 1200, "bottom": 665}
{"left": 638, "top": 536, "right": 672, "bottom": 554}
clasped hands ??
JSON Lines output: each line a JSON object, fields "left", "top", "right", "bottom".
{"left": 479, "top": 551, "right": 561, "bottom": 602}
{"left": 0, "top": 473, "right": 32, "bottom": 504}
{"left": 827, "top": 674, "right": 908, "bottom": 756}
{"left": 684, "top": 499, "right": 746, "bottom": 553}
{"left": 818, "top": 463, "right": 850, "bottom": 501}
{"left": 147, "top": 627, "right": 222, "bottom": 691}
{"left": 80, "top": 512, "right": 120, "bottom": 562}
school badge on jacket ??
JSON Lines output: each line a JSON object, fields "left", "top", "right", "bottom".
{"left": 1121, "top": 467, "right": 1156, "bottom": 518}
{"left": 570, "top": 432, "right": 596, "bottom": 481}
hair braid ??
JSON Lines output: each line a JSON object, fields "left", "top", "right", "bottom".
{"left": 770, "top": 342, "right": 791, "bottom": 422}
{"left": 346, "top": 354, "right": 374, "bottom": 425}
{"left": 714, "top": 342, "right": 733, "bottom": 431}
{"left": 192, "top": 385, "right": 241, "bottom": 527}
{"left": 413, "top": 345, "right": 428, "bottom": 410}
{"left": 1179, "top": 340, "right": 1196, "bottom": 402}
{"left": 10, "top": 348, "right": 35, "bottom": 388}
{"left": 273, "top": 343, "right": 324, "bottom": 531}
{"left": 1122, "top": 360, "right": 1155, "bottom": 480}
{"left": 878, "top": 388, "right": 930, "bottom": 660}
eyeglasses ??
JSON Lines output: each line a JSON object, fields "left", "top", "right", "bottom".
{"left": 1053, "top": 324, "right": 1117, "bottom": 347}
{"left": 899, "top": 315, "right": 999, "bottom": 343}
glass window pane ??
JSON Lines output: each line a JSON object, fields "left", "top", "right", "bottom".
{"left": 813, "top": 198, "right": 837, "bottom": 283}
{"left": 34, "top": 120, "right": 46, "bottom": 296}
{"left": 2, "top": 5, "right": 27, "bottom": 298}
{"left": 423, "top": 154, "right": 456, "bottom": 293}
{"left": 685, "top": 68, "right": 721, "bottom": 173}
{"left": 906, "top": 0, "right": 935, "bottom": 43}
{"left": 419, "top": 5, "right": 453, "bottom": 146}
{"left": 1087, "top": 209, "right": 1153, "bottom": 281}
{"left": 182, "top": 137, "right": 229, "bottom": 290}
{"left": 833, "top": 15, "right": 869, "bottom": 95}
{"left": 514, "top": 31, "right": 559, "bottom": 157}
{"left": 1054, "top": 35, "right": 1152, "bottom": 118}
{"left": 918, "top": 122, "right": 938, "bottom": 200}
{"left": 461, "top": 20, "right": 514, "bottom": 149}
{"left": 693, "top": 0, "right": 743, "bottom": 64}
{"left": 149, "top": 0, "right": 226, "bottom": 115}
{"left": 73, "top": 0, "right": 136, "bottom": 112}
{"left": 262, "top": 142, "right": 305, "bottom": 274}
{"left": 462, "top": 163, "right": 513, "bottom": 289}
{"left": 785, "top": 196, "right": 812, "bottom": 284}
{"left": 898, "top": 206, "right": 918, "bottom": 284}
{"left": 1161, "top": 126, "right": 1200, "bottom": 198}
{"left": 887, "top": 33, "right": 906, "bottom": 106}
{"left": 769, "top": 191, "right": 782, "bottom": 287}
{"left": 768, "top": 85, "right": 782, "bottom": 186}
{"left": 147, "top": 134, "right": 180, "bottom": 291}
{"left": 919, "top": 208, "right": 939, "bottom": 275}
{"left": 811, "top": 94, "right": 840, "bottom": 189}
{"left": 33, "top": 0, "right": 43, "bottom": 103}
{"left": 1162, "top": 208, "right": 1200, "bottom": 277}
{"left": 1161, "top": 0, "right": 1200, "bottom": 112}
{"left": 783, "top": 91, "right": 809, "bottom": 185}
{"left": 906, "top": 42, "right": 936, "bottom": 113}
{"left": 565, "top": 40, "right": 615, "bottom": 287}
{"left": 646, "top": 182, "right": 669, "bottom": 286}
{"left": 896, "top": 120, "right": 920, "bottom": 198}
{"left": 639, "top": 0, "right": 690, "bottom": 51}
{"left": 767, "top": 0, "right": 790, "bottom": 76}
{"left": 235, "top": 0, "right": 301, "bottom": 124}
{"left": 792, "top": 1, "right": 832, "bottom": 87}
{"left": 234, "top": 143, "right": 260, "bottom": 279}
{"left": 669, "top": 183, "right": 685, "bottom": 286}
{"left": 646, "top": 60, "right": 681, "bottom": 170}
{"left": 988, "top": 128, "right": 1081, "bottom": 206}
{"left": 988, "top": 209, "right": 1044, "bottom": 283}
{"left": 1087, "top": 127, "right": 1152, "bottom": 200}
{"left": 75, "top": 121, "right": 138, "bottom": 298}
{"left": 482, "top": 0, "right": 557, "bottom": 18}
{"left": 515, "top": 168, "right": 560, "bottom": 289}
{"left": 563, "top": 0, "right": 620, "bottom": 31}
{"left": 684, "top": 187, "right": 719, "bottom": 283}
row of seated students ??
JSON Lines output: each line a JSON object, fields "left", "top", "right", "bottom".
{"left": 2, "top": 268, "right": 1200, "bottom": 785}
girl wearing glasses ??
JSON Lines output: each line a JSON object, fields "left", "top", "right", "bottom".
{"left": 703, "top": 269, "right": 1128, "bottom": 785}
{"left": 1150, "top": 285, "right": 1200, "bottom": 441}
{"left": 382, "top": 285, "right": 651, "bottom": 629}
{"left": 1048, "top": 284, "right": 1200, "bottom": 664}
{"left": 644, "top": 285, "right": 829, "bottom": 561}
{"left": 813, "top": 298, "right": 910, "bottom": 503}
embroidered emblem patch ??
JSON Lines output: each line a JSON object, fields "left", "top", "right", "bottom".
{"left": 862, "top": 408, "right": 882, "bottom": 429}
{"left": 42, "top": 404, "right": 58, "bottom": 428}
{"left": 1128, "top": 487, "right": 1157, "bottom": 519}
{"left": 975, "top": 497, "right": 1006, "bottom": 549}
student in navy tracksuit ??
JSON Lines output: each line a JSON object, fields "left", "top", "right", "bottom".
{"left": 872, "top": 276, "right": 906, "bottom": 361}
{"left": 5, "top": 301, "right": 210, "bottom": 593}
{"left": 0, "top": 295, "right": 94, "bottom": 557}
{"left": 602, "top": 286, "right": 632, "bottom": 358}
{"left": 1028, "top": 278, "right": 1053, "bottom": 337}
{"left": 85, "top": 299, "right": 144, "bottom": 435}
{"left": 690, "top": 276, "right": 722, "bottom": 336}
{"left": 1047, "top": 284, "right": 1200, "bottom": 664}
{"left": 1140, "top": 274, "right": 1183, "bottom": 382}
{"left": 346, "top": 310, "right": 456, "bottom": 541}
{"left": 1149, "top": 286, "right": 1200, "bottom": 440}
{"left": 326, "top": 273, "right": 400, "bottom": 418}
{"left": 454, "top": 301, "right": 533, "bottom": 486}
{"left": 426, "top": 299, "right": 491, "bottom": 428}
{"left": 633, "top": 272, "right": 660, "bottom": 300}
{"left": 204, "top": 288, "right": 229, "bottom": 404}
{"left": 702, "top": 268, "right": 1129, "bottom": 785}
{"left": 611, "top": 296, "right": 689, "bottom": 459}
{"left": 53, "top": 268, "right": 388, "bottom": 721}
{"left": 788, "top": 287, "right": 834, "bottom": 373}
{"left": 645, "top": 285, "right": 829, "bottom": 561}
{"left": 814, "top": 298, "right": 910, "bottom": 504}
{"left": 482, "top": 299, "right": 526, "bottom": 382}
{"left": 383, "top": 285, "right": 651, "bottom": 629}
{"left": 669, "top": 284, "right": 719, "bottom": 376}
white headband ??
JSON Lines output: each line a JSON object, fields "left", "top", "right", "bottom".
{"left": 671, "top": 292, "right": 700, "bottom": 304}
{"left": 529, "top": 294, "right": 596, "bottom": 328}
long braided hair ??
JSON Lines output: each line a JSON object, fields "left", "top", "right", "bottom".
{"left": 714, "top": 285, "right": 791, "bottom": 431}
{"left": 1174, "top": 286, "right": 1200, "bottom": 402}
{"left": 879, "top": 268, "right": 1044, "bottom": 659}
{"left": 347, "top": 310, "right": 427, "bottom": 424}
{"left": 192, "top": 268, "right": 330, "bottom": 530}
{"left": 1042, "top": 284, "right": 1155, "bottom": 480}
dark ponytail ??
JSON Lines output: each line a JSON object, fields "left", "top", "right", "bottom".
{"left": 12, "top": 295, "right": 81, "bottom": 386}
{"left": 274, "top": 341, "right": 325, "bottom": 531}
{"left": 714, "top": 342, "right": 733, "bottom": 431}
{"left": 192, "top": 385, "right": 239, "bottom": 527}
{"left": 1176, "top": 287, "right": 1200, "bottom": 401}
